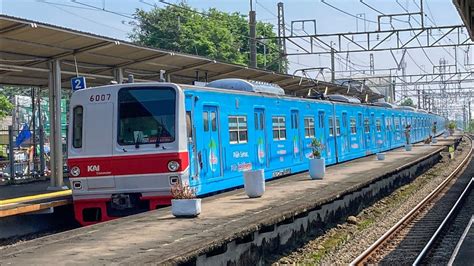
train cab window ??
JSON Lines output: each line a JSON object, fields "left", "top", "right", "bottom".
{"left": 229, "top": 115, "right": 248, "bottom": 144}
{"left": 203, "top": 111, "right": 209, "bottom": 132}
{"left": 259, "top": 113, "right": 264, "bottom": 130}
{"left": 376, "top": 119, "right": 381, "bottom": 132}
{"left": 72, "top": 106, "right": 83, "bottom": 148}
{"left": 335, "top": 118, "right": 341, "bottom": 136}
{"left": 304, "top": 117, "right": 315, "bottom": 138}
{"left": 350, "top": 118, "right": 357, "bottom": 134}
{"left": 186, "top": 111, "right": 193, "bottom": 138}
{"left": 118, "top": 87, "right": 176, "bottom": 145}
{"left": 364, "top": 118, "right": 370, "bottom": 133}
{"left": 329, "top": 118, "right": 334, "bottom": 136}
{"left": 272, "top": 116, "right": 286, "bottom": 140}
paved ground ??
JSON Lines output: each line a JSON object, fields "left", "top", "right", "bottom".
{"left": 0, "top": 137, "right": 458, "bottom": 264}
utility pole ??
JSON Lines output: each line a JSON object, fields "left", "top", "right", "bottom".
{"left": 369, "top": 53, "right": 374, "bottom": 75}
{"left": 417, "top": 89, "right": 420, "bottom": 109}
{"left": 249, "top": 0, "right": 257, "bottom": 68}
{"left": 277, "top": 2, "right": 287, "bottom": 73}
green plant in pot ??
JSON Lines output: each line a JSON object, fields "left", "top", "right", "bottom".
{"left": 309, "top": 138, "right": 325, "bottom": 179}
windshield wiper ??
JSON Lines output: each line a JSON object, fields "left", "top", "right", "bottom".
{"left": 156, "top": 126, "right": 162, "bottom": 148}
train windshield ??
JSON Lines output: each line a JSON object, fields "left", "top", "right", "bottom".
{"left": 118, "top": 87, "right": 176, "bottom": 145}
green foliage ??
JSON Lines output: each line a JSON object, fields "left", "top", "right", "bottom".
{"left": 448, "top": 121, "right": 456, "bottom": 130}
{"left": 400, "top": 98, "right": 415, "bottom": 107}
{"left": 0, "top": 94, "right": 13, "bottom": 119}
{"left": 466, "top": 120, "right": 474, "bottom": 133}
{"left": 129, "top": 3, "right": 286, "bottom": 72}
{"left": 310, "top": 138, "right": 323, "bottom": 158}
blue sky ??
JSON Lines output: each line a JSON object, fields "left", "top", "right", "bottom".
{"left": 1, "top": 0, "right": 468, "bottom": 86}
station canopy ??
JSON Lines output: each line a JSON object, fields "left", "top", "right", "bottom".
{"left": 0, "top": 15, "right": 384, "bottom": 101}
{"left": 453, "top": 0, "right": 474, "bottom": 40}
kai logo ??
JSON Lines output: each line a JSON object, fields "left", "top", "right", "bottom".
{"left": 87, "top": 165, "right": 100, "bottom": 172}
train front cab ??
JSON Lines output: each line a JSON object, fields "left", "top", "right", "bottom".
{"left": 68, "top": 83, "right": 188, "bottom": 226}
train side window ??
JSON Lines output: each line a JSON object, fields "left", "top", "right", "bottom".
{"left": 364, "top": 118, "right": 370, "bottom": 133}
{"left": 395, "top": 118, "right": 400, "bottom": 130}
{"left": 358, "top": 113, "right": 362, "bottom": 127}
{"left": 350, "top": 118, "right": 356, "bottom": 134}
{"left": 376, "top": 119, "right": 381, "bottom": 132}
{"left": 186, "top": 111, "right": 193, "bottom": 138}
{"left": 229, "top": 115, "right": 247, "bottom": 144}
{"left": 304, "top": 117, "right": 315, "bottom": 138}
{"left": 272, "top": 116, "right": 286, "bottom": 140}
{"left": 342, "top": 113, "right": 347, "bottom": 128}
{"left": 211, "top": 112, "right": 217, "bottom": 131}
{"left": 329, "top": 118, "right": 334, "bottom": 136}
{"left": 318, "top": 111, "right": 325, "bottom": 128}
{"left": 335, "top": 118, "right": 341, "bottom": 136}
{"left": 203, "top": 111, "right": 209, "bottom": 132}
{"left": 72, "top": 106, "right": 83, "bottom": 148}
{"left": 254, "top": 113, "right": 259, "bottom": 130}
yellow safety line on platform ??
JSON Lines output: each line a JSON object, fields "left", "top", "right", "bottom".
{"left": 0, "top": 190, "right": 72, "bottom": 205}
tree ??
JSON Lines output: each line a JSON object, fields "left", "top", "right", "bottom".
{"left": 400, "top": 98, "right": 415, "bottom": 107}
{"left": 0, "top": 94, "right": 13, "bottom": 120}
{"left": 130, "top": 4, "right": 287, "bottom": 72}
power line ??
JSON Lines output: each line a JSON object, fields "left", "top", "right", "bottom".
{"left": 321, "top": 0, "right": 389, "bottom": 25}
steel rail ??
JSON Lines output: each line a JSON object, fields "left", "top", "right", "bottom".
{"left": 413, "top": 177, "right": 474, "bottom": 265}
{"left": 350, "top": 135, "right": 473, "bottom": 266}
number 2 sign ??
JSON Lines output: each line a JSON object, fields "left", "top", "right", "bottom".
{"left": 71, "top": 77, "right": 86, "bottom": 91}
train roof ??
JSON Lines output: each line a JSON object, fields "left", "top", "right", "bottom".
{"left": 205, "top": 78, "right": 285, "bottom": 95}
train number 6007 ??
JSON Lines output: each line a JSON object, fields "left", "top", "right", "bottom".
{"left": 89, "top": 94, "right": 111, "bottom": 102}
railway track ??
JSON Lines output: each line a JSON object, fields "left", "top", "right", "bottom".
{"left": 415, "top": 177, "right": 474, "bottom": 265}
{"left": 350, "top": 135, "right": 473, "bottom": 265}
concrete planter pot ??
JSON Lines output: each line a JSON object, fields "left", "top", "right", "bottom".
{"left": 405, "top": 144, "right": 412, "bottom": 151}
{"left": 309, "top": 157, "right": 325, "bottom": 180}
{"left": 376, "top": 153, "right": 386, "bottom": 160}
{"left": 171, "top": 199, "right": 201, "bottom": 217}
{"left": 243, "top": 169, "right": 265, "bottom": 198}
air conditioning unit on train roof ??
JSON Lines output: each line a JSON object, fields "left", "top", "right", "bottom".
{"left": 396, "top": 106, "right": 416, "bottom": 111}
{"left": 205, "top": 78, "right": 285, "bottom": 95}
{"left": 326, "top": 94, "right": 362, "bottom": 104}
{"left": 372, "top": 102, "right": 396, "bottom": 108}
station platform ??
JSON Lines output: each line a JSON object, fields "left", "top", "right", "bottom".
{"left": 0, "top": 179, "right": 71, "bottom": 218}
{"left": 0, "top": 135, "right": 462, "bottom": 264}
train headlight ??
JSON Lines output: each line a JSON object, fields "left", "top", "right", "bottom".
{"left": 167, "top": 160, "right": 180, "bottom": 172}
{"left": 70, "top": 166, "right": 81, "bottom": 177}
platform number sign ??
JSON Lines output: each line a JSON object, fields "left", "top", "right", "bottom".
{"left": 71, "top": 76, "right": 86, "bottom": 91}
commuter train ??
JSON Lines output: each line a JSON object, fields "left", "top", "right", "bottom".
{"left": 68, "top": 79, "right": 446, "bottom": 225}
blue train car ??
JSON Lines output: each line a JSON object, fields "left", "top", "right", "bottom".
{"left": 181, "top": 79, "right": 446, "bottom": 196}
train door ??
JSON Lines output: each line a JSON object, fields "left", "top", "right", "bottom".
{"left": 254, "top": 108, "right": 267, "bottom": 168}
{"left": 342, "top": 112, "right": 350, "bottom": 157}
{"left": 290, "top": 110, "right": 302, "bottom": 163}
{"left": 201, "top": 106, "right": 222, "bottom": 180}
{"left": 185, "top": 111, "right": 197, "bottom": 181}
{"left": 335, "top": 116, "right": 343, "bottom": 160}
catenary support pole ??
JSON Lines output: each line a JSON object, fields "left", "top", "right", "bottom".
{"left": 249, "top": 1, "right": 257, "bottom": 68}
{"left": 47, "top": 60, "right": 66, "bottom": 190}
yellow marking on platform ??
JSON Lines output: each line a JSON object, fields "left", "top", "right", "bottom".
{"left": 0, "top": 190, "right": 72, "bottom": 206}
{"left": 0, "top": 199, "right": 72, "bottom": 217}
